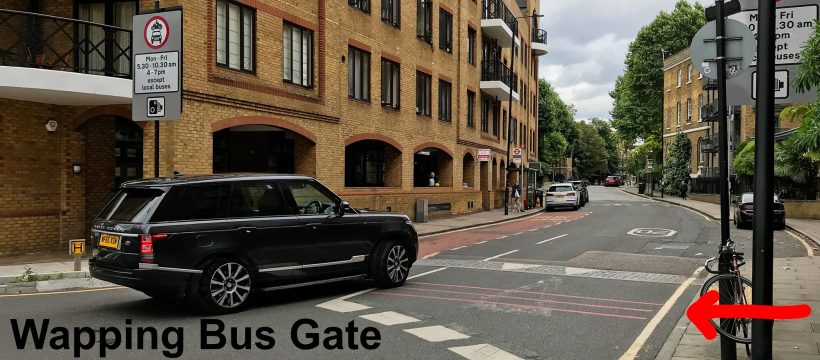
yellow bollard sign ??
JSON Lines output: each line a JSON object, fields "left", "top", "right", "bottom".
{"left": 69, "top": 239, "right": 85, "bottom": 255}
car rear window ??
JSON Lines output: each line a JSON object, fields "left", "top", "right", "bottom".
{"left": 98, "top": 188, "right": 163, "bottom": 223}
{"left": 549, "top": 186, "right": 573, "bottom": 192}
{"left": 741, "top": 194, "right": 754, "bottom": 203}
{"left": 151, "top": 184, "right": 230, "bottom": 222}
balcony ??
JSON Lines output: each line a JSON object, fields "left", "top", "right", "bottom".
{"left": 700, "top": 102, "right": 719, "bottom": 122}
{"left": 0, "top": 9, "right": 132, "bottom": 105}
{"left": 703, "top": 78, "right": 718, "bottom": 90}
{"left": 480, "top": 59, "right": 519, "bottom": 101}
{"left": 700, "top": 135, "right": 718, "bottom": 154}
{"left": 482, "top": 0, "right": 519, "bottom": 48}
{"left": 531, "top": 28, "right": 548, "bottom": 56}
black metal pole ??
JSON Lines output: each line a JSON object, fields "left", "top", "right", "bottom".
{"left": 752, "top": 0, "right": 775, "bottom": 357}
{"left": 715, "top": 1, "right": 737, "bottom": 359}
{"left": 504, "top": 20, "right": 517, "bottom": 216}
{"left": 153, "top": 0, "right": 160, "bottom": 178}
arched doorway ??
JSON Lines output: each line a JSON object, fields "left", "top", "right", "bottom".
{"left": 344, "top": 140, "right": 402, "bottom": 187}
{"left": 480, "top": 157, "right": 489, "bottom": 210}
{"left": 462, "top": 153, "right": 475, "bottom": 187}
{"left": 414, "top": 147, "right": 453, "bottom": 187}
{"left": 213, "top": 124, "right": 316, "bottom": 176}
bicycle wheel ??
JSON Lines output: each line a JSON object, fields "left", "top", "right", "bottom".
{"left": 699, "top": 273, "right": 754, "bottom": 344}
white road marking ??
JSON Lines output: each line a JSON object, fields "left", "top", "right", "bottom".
{"left": 481, "top": 250, "right": 518, "bottom": 262}
{"left": 786, "top": 229, "right": 816, "bottom": 257}
{"left": 423, "top": 252, "right": 440, "bottom": 259}
{"left": 452, "top": 246, "right": 467, "bottom": 250}
{"left": 618, "top": 267, "right": 703, "bottom": 360}
{"left": 316, "top": 299, "right": 371, "bottom": 313}
{"left": 418, "top": 212, "right": 541, "bottom": 238}
{"left": 360, "top": 311, "right": 420, "bottom": 326}
{"left": 501, "top": 262, "right": 540, "bottom": 270}
{"left": 408, "top": 267, "right": 449, "bottom": 280}
{"left": 512, "top": 232, "right": 523, "bottom": 236}
{"left": 564, "top": 267, "right": 596, "bottom": 275}
{"left": 536, "top": 234, "right": 567, "bottom": 244}
{"left": 476, "top": 241, "right": 488, "bottom": 244}
{"left": 498, "top": 236, "right": 508, "bottom": 239}
{"left": 404, "top": 325, "right": 470, "bottom": 342}
{"left": 449, "top": 344, "right": 524, "bottom": 360}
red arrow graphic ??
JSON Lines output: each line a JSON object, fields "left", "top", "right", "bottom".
{"left": 687, "top": 290, "right": 812, "bottom": 340}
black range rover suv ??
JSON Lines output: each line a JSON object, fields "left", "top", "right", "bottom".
{"left": 89, "top": 174, "right": 418, "bottom": 314}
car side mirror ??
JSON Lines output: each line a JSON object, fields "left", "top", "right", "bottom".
{"left": 336, "top": 201, "right": 351, "bottom": 216}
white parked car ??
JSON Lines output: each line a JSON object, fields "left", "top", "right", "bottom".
{"left": 545, "top": 183, "right": 580, "bottom": 211}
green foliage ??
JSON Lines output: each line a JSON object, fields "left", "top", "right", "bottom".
{"left": 610, "top": 1, "right": 706, "bottom": 144}
{"left": 573, "top": 122, "right": 608, "bottom": 180}
{"left": 733, "top": 141, "right": 756, "bottom": 176}
{"left": 589, "top": 118, "right": 622, "bottom": 176}
{"left": 538, "top": 79, "right": 578, "bottom": 168}
{"left": 662, "top": 132, "right": 691, "bottom": 193}
{"left": 625, "top": 136, "right": 661, "bottom": 178}
{"left": 12, "top": 266, "right": 59, "bottom": 283}
{"left": 783, "top": 20, "right": 820, "bottom": 159}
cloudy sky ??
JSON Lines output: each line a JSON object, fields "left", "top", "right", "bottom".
{"left": 538, "top": 0, "right": 699, "bottom": 120}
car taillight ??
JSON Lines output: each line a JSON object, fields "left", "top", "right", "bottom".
{"left": 775, "top": 203, "right": 785, "bottom": 211}
{"left": 140, "top": 234, "right": 167, "bottom": 263}
{"left": 740, "top": 204, "right": 748, "bottom": 211}
{"left": 568, "top": 192, "right": 576, "bottom": 196}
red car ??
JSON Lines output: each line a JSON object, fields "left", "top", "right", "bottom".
{"left": 604, "top": 176, "right": 621, "bottom": 187}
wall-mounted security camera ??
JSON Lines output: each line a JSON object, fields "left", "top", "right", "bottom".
{"left": 45, "top": 119, "right": 58, "bottom": 133}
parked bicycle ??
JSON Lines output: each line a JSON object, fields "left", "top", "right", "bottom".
{"left": 701, "top": 239, "right": 753, "bottom": 349}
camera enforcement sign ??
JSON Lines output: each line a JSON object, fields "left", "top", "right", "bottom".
{"left": 132, "top": 9, "right": 182, "bottom": 121}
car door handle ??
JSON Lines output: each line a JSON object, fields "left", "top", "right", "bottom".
{"left": 237, "top": 227, "right": 255, "bottom": 234}
{"left": 305, "top": 223, "right": 321, "bottom": 230}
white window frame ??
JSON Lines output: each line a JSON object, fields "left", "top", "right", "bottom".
{"left": 687, "top": 64, "right": 693, "bottom": 83}
{"left": 676, "top": 101, "right": 682, "bottom": 127}
{"left": 686, "top": 98, "right": 692, "bottom": 124}
{"left": 677, "top": 68, "right": 682, "bottom": 87}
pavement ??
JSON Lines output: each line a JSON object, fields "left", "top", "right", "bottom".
{"left": 620, "top": 186, "right": 820, "bottom": 360}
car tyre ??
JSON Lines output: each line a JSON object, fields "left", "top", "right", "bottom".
{"left": 371, "top": 240, "right": 410, "bottom": 288}
{"left": 191, "top": 257, "right": 253, "bottom": 315}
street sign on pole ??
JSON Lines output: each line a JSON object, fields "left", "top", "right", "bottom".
{"left": 690, "top": 19, "right": 756, "bottom": 80}
{"left": 726, "top": 0, "right": 818, "bottom": 104}
{"left": 512, "top": 148, "right": 522, "bottom": 164}
{"left": 132, "top": 9, "right": 183, "bottom": 121}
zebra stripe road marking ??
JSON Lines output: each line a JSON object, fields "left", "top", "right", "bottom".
{"left": 359, "top": 311, "right": 420, "bottom": 326}
{"left": 449, "top": 344, "right": 524, "bottom": 360}
{"left": 404, "top": 325, "right": 470, "bottom": 342}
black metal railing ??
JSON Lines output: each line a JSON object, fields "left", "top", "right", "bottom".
{"left": 482, "top": 0, "right": 516, "bottom": 31}
{"left": 0, "top": 9, "right": 132, "bottom": 78}
{"left": 532, "top": 28, "right": 547, "bottom": 45}
{"left": 700, "top": 134, "right": 718, "bottom": 153}
{"left": 481, "top": 59, "right": 517, "bottom": 93}
{"left": 703, "top": 78, "right": 718, "bottom": 90}
{"left": 701, "top": 102, "right": 718, "bottom": 122}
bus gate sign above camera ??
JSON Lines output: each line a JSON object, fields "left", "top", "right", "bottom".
{"left": 132, "top": 9, "right": 182, "bottom": 121}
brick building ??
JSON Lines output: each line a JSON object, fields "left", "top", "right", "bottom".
{"left": 661, "top": 48, "right": 800, "bottom": 177}
{"left": 0, "top": 0, "right": 546, "bottom": 255}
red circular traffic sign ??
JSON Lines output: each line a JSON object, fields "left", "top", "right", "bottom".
{"left": 144, "top": 16, "right": 170, "bottom": 49}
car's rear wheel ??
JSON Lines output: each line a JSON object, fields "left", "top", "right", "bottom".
{"left": 371, "top": 240, "right": 410, "bottom": 288}
{"left": 192, "top": 258, "right": 253, "bottom": 314}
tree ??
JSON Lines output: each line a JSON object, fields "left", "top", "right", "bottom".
{"left": 572, "top": 122, "right": 608, "bottom": 180}
{"left": 537, "top": 79, "right": 578, "bottom": 171}
{"left": 662, "top": 132, "right": 691, "bottom": 194}
{"left": 782, "top": 20, "right": 820, "bottom": 159}
{"left": 589, "top": 118, "right": 621, "bottom": 175}
{"left": 610, "top": 1, "right": 706, "bottom": 145}
{"left": 732, "top": 141, "right": 755, "bottom": 176}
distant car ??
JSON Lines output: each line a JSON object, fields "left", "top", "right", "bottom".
{"left": 545, "top": 183, "right": 581, "bottom": 211}
{"left": 604, "top": 176, "right": 621, "bottom": 187}
{"left": 569, "top": 180, "right": 589, "bottom": 206}
{"left": 734, "top": 192, "right": 786, "bottom": 230}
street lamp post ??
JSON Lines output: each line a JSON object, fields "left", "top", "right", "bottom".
{"left": 504, "top": 12, "right": 543, "bottom": 216}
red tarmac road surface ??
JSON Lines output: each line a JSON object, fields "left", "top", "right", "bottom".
{"left": 418, "top": 211, "right": 589, "bottom": 258}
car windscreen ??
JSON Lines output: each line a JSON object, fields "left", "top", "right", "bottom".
{"left": 549, "top": 186, "right": 573, "bottom": 192}
{"left": 98, "top": 188, "right": 164, "bottom": 223}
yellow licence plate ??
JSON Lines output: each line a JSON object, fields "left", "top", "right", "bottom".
{"left": 98, "top": 233, "right": 120, "bottom": 249}
{"left": 556, "top": 195, "right": 565, "bottom": 199}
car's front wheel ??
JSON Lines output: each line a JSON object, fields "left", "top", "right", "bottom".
{"left": 371, "top": 240, "right": 410, "bottom": 288}
{"left": 192, "top": 258, "right": 253, "bottom": 314}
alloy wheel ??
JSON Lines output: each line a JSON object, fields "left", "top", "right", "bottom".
{"left": 209, "top": 262, "right": 251, "bottom": 308}
{"left": 386, "top": 245, "right": 409, "bottom": 283}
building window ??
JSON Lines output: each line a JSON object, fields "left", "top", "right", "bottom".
{"left": 467, "top": 27, "right": 476, "bottom": 64}
{"left": 416, "top": 71, "right": 432, "bottom": 116}
{"left": 492, "top": 102, "right": 500, "bottom": 137}
{"left": 381, "top": 0, "right": 400, "bottom": 27}
{"left": 686, "top": 98, "right": 692, "bottom": 124}
{"left": 345, "top": 141, "right": 387, "bottom": 187}
{"left": 438, "top": 80, "right": 452, "bottom": 121}
{"left": 480, "top": 99, "right": 489, "bottom": 132}
{"left": 283, "top": 22, "right": 313, "bottom": 87}
{"left": 417, "top": 0, "right": 432, "bottom": 43}
{"left": 687, "top": 64, "right": 693, "bottom": 83}
{"left": 381, "top": 58, "right": 400, "bottom": 109}
{"left": 677, "top": 68, "right": 682, "bottom": 87}
{"left": 349, "top": 0, "right": 369, "bottom": 13}
{"left": 216, "top": 0, "right": 255, "bottom": 72}
{"left": 503, "top": 118, "right": 507, "bottom": 139}
{"left": 467, "top": 91, "right": 476, "bottom": 128}
{"left": 698, "top": 94, "right": 704, "bottom": 122}
{"left": 676, "top": 101, "right": 682, "bottom": 126}
{"left": 439, "top": 9, "right": 452, "bottom": 53}
{"left": 348, "top": 46, "right": 371, "bottom": 101}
